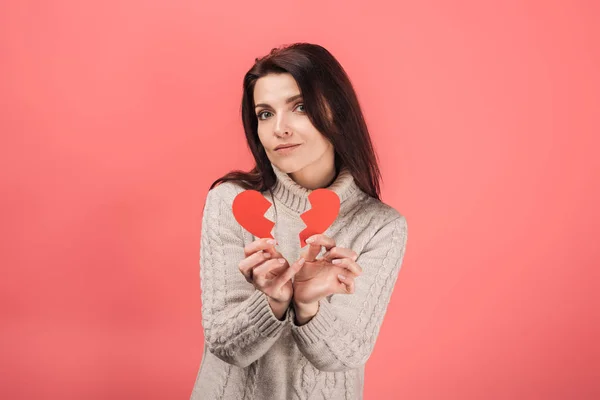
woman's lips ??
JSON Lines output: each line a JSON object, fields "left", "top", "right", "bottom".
{"left": 275, "top": 144, "right": 301, "bottom": 154}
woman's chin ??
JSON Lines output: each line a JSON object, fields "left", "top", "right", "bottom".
{"left": 273, "top": 160, "right": 303, "bottom": 174}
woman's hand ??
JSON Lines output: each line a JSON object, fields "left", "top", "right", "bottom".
{"left": 292, "top": 234, "right": 363, "bottom": 314}
{"left": 238, "top": 238, "right": 305, "bottom": 306}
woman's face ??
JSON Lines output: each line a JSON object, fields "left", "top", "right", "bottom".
{"left": 253, "top": 73, "right": 334, "bottom": 175}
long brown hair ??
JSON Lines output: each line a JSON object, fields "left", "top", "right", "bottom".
{"left": 210, "top": 42, "right": 382, "bottom": 201}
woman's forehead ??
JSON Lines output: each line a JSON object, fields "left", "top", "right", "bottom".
{"left": 254, "top": 74, "right": 301, "bottom": 103}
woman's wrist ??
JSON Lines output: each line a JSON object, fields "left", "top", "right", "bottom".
{"left": 267, "top": 296, "right": 290, "bottom": 321}
{"left": 292, "top": 300, "right": 319, "bottom": 326}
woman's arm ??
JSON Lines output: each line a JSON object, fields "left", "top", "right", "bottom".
{"left": 288, "top": 215, "right": 408, "bottom": 372}
{"left": 199, "top": 186, "right": 288, "bottom": 368}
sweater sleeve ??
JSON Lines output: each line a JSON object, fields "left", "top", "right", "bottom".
{"left": 199, "top": 186, "right": 289, "bottom": 368}
{"left": 288, "top": 215, "right": 408, "bottom": 372}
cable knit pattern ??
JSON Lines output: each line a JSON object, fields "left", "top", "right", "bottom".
{"left": 190, "top": 163, "right": 408, "bottom": 400}
{"left": 242, "top": 361, "right": 258, "bottom": 400}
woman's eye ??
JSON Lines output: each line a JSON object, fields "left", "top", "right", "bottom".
{"left": 257, "top": 104, "right": 303, "bottom": 120}
{"left": 257, "top": 111, "right": 272, "bottom": 120}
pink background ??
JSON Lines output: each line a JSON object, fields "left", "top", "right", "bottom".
{"left": 1, "top": 0, "right": 598, "bottom": 399}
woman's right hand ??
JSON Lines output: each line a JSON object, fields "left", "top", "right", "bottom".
{"left": 238, "top": 238, "right": 305, "bottom": 304}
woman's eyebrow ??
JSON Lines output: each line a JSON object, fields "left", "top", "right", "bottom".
{"left": 255, "top": 94, "right": 303, "bottom": 109}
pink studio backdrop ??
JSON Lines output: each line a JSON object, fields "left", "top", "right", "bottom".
{"left": 1, "top": 1, "right": 598, "bottom": 399}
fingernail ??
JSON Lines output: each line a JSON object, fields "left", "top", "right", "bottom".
{"left": 278, "top": 258, "right": 286, "bottom": 264}
{"left": 267, "top": 239, "right": 276, "bottom": 245}
{"left": 332, "top": 259, "right": 342, "bottom": 264}
{"left": 263, "top": 252, "right": 271, "bottom": 258}
{"left": 338, "top": 274, "right": 346, "bottom": 280}
{"left": 306, "top": 237, "right": 314, "bottom": 244}
{"left": 298, "top": 257, "right": 305, "bottom": 265}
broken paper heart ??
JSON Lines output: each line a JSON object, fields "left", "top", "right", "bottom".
{"left": 232, "top": 189, "right": 340, "bottom": 248}
{"left": 231, "top": 190, "right": 275, "bottom": 240}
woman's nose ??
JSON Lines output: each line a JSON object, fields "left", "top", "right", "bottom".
{"left": 274, "top": 114, "right": 291, "bottom": 136}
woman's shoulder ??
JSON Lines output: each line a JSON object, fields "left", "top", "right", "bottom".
{"left": 354, "top": 195, "right": 407, "bottom": 229}
{"left": 358, "top": 194, "right": 405, "bottom": 220}
{"left": 205, "top": 181, "right": 247, "bottom": 206}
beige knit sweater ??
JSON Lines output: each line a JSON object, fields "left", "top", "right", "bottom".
{"left": 190, "top": 163, "right": 408, "bottom": 400}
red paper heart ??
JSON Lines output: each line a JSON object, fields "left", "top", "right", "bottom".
{"left": 232, "top": 188, "right": 340, "bottom": 247}
{"left": 232, "top": 190, "right": 275, "bottom": 239}
{"left": 299, "top": 189, "right": 340, "bottom": 247}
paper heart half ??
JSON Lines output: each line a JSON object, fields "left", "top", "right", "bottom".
{"left": 298, "top": 189, "right": 340, "bottom": 247}
{"left": 232, "top": 190, "right": 275, "bottom": 239}
{"left": 231, "top": 188, "right": 340, "bottom": 248}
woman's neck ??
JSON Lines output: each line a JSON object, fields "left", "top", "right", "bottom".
{"left": 270, "top": 162, "right": 360, "bottom": 214}
{"left": 289, "top": 164, "right": 337, "bottom": 190}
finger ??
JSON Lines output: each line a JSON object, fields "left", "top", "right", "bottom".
{"left": 244, "top": 237, "right": 278, "bottom": 257}
{"left": 301, "top": 243, "right": 322, "bottom": 262}
{"left": 238, "top": 250, "right": 272, "bottom": 282}
{"left": 305, "top": 234, "right": 336, "bottom": 251}
{"left": 253, "top": 257, "right": 287, "bottom": 279}
{"left": 253, "top": 260, "right": 281, "bottom": 288}
{"left": 331, "top": 258, "right": 363, "bottom": 276}
{"left": 337, "top": 274, "right": 355, "bottom": 294}
{"left": 272, "top": 257, "right": 305, "bottom": 290}
{"left": 302, "top": 234, "right": 336, "bottom": 262}
{"left": 322, "top": 246, "right": 358, "bottom": 263}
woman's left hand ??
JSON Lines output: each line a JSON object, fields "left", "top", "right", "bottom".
{"left": 292, "top": 234, "right": 363, "bottom": 306}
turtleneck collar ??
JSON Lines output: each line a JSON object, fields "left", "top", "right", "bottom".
{"left": 270, "top": 162, "right": 362, "bottom": 213}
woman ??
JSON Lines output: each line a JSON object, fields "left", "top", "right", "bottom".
{"left": 190, "top": 43, "right": 408, "bottom": 400}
